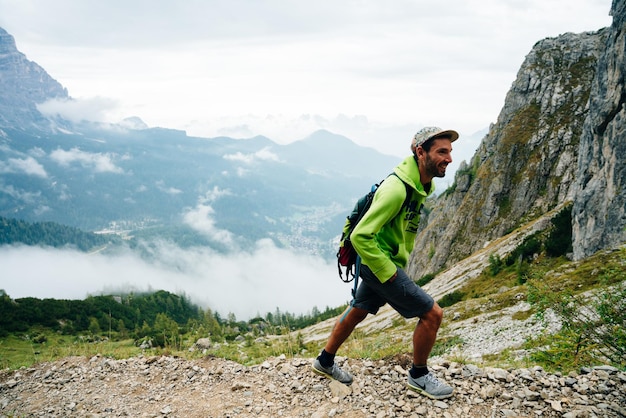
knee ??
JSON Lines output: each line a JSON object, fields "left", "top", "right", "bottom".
{"left": 351, "top": 306, "right": 369, "bottom": 322}
{"left": 421, "top": 303, "right": 443, "bottom": 327}
{"left": 340, "top": 306, "right": 368, "bottom": 325}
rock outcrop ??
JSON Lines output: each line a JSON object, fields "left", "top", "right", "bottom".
{"left": 0, "top": 27, "right": 68, "bottom": 130}
{"left": 572, "top": 0, "right": 626, "bottom": 260}
{"left": 408, "top": 1, "right": 626, "bottom": 276}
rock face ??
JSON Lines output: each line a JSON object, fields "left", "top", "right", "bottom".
{"left": 408, "top": 1, "right": 626, "bottom": 276}
{"left": 0, "top": 27, "right": 68, "bottom": 129}
{"left": 572, "top": 0, "right": 626, "bottom": 260}
{"left": 1, "top": 354, "right": 624, "bottom": 418}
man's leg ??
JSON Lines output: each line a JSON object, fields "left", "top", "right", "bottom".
{"left": 412, "top": 302, "right": 443, "bottom": 365}
{"left": 407, "top": 302, "right": 453, "bottom": 399}
{"left": 325, "top": 305, "right": 369, "bottom": 354}
{"left": 312, "top": 305, "right": 368, "bottom": 385}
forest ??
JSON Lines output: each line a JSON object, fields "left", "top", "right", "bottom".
{"left": 0, "top": 216, "right": 120, "bottom": 250}
{"left": 0, "top": 216, "right": 346, "bottom": 348}
{"left": 0, "top": 288, "right": 345, "bottom": 347}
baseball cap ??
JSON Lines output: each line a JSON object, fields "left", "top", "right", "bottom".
{"left": 410, "top": 127, "right": 459, "bottom": 151}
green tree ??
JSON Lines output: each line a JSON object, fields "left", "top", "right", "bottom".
{"left": 204, "top": 308, "right": 222, "bottom": 338}
{"left": 88, "top": 317, "right": 101, "bottom": 335}
{"left": 153, "top": 313, "right": 180, "bottom": 348}
{"left": 545, "top": 206, "right": 573, "bottom": 257}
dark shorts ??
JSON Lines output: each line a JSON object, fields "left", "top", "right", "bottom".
{"left": 351, "top": 264, "right": 434, "bottom": 318}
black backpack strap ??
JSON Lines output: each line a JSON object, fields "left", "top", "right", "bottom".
{"left": 389, "top": 172, "right": 412, "bottom": 211}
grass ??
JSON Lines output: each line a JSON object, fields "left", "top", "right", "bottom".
{"left": 0, "top": 332, "right": 141, "bottom": 370}
{"left": 2, "top": 248, "right": 624, "bottom": 374}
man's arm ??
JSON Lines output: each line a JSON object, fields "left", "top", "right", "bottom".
{"left": 351, "top": 178, "right": 406, "bottom": 282}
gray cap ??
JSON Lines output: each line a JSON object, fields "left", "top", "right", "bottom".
{"left": 410, "top": 127, "right": 459, "bottom": 151}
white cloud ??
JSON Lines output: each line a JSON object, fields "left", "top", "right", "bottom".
{"left": 183, "top": 187, "right": 236, "bottom": 247}
{"left": 236, "top": 167, "right": 250, "bottom": 177}
{"left": 33, "top": 205, "right": 50, "bottom": 216}
{"left": 182, "top": 204, "right": 235, "bottom": 249}
{"left": 155, "top": 180, "right": 182, "bottom": 195}
{"left": 223, "top": 152, "right": 255, "bottom": 164}
{"left": 223, "top": 147, "right": 281, "bottom": 164}
{"left": 0, "top": 242, "right": 351, "bottom": 320}
{"left": 0, "top": 182, "right": 41, "bottom": 203}
{"left": 0, "top": 156, "right": 47, "bottom": 177}
{"left": 37, "top": 96, "right": 121, "bottom": 124}
{"left": 50, "top": 147, "right": 124, "bottom": 173}
{"left": 28, "top": 147, "right": 47, "bottom": 158}
{"left": 201, "top": 186, "right": 232, "bottom": 203}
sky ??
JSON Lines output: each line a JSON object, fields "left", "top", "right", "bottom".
{"left": 0, "top": 0, "right": 615, "bottom": 320}
{"left": 0, "top": 0, "right": 613, "bottom": 157}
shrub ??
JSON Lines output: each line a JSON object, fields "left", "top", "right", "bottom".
{"left": 505, "top": 234, "right": 542, "bottom": 266}
{"left": 545, "top": 205, "right": 573, "bottom": 257}
{"left": 488, "top": 254, "right": 503, "bottom": 276}
{"left": 527, "top": 267, "right": 626, "bottom": 371}
{"left": 416, "top": 273, "right": 436, "bottom": 287}
{"left": 438, "top": 290, "right": 465, "bottom": 308}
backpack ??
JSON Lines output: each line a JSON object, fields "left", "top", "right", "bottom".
{"left": 336, "top": 173, "right": 412, "bottom": 285}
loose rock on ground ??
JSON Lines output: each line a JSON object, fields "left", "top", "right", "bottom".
{"left": 1, "top": 354, "right": 624, "bottom": 417}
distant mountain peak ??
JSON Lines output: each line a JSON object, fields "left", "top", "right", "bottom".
{"left": 0, "top": 27, "right": 17, "bottom": 54}
{"left": 0, "top": 26, "right": 69, "bottom": 130}
{"left": 298, "top": 130, "right": 355, "bottom": 148}
{"left": 119, "top": 117, "right": 149, "bottom": 130}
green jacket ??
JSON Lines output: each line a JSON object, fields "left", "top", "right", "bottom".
{"left": 351, "top": 155, "right": 433, "bottom": 283}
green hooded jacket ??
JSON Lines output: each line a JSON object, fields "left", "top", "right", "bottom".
{"left": 351, "top": 155, "right": 433, "bottom": 283}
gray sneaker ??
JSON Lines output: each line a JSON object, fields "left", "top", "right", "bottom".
{"left": 407, "top": 371, "right": 453, "bottom": 399}
{"left": 312, "top": 358, "right": 353, "bottom": 385}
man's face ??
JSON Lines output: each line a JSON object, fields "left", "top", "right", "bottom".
{"left": 421, "top": 138, "right": 453, "bottom": 178}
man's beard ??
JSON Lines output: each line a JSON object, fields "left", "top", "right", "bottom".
{"left": 424, "top": 154, "right": 448, "bottom": 178}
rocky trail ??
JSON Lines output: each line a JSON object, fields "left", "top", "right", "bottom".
{"left": 1, "top": 352, "right": 624, "bottom": 418}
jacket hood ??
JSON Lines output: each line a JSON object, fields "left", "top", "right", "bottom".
{"left": 393, "top": 155, "right": 433, "bottom": 197}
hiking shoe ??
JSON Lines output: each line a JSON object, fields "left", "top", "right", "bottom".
{"left": 407, "top": 371, "right": 453, "bottom": 399}
{"left": 312, "top": 358, "right": 353, "bottom": 385}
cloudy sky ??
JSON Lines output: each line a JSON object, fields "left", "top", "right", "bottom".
{"left": 0, "top": 0, "right": 615, "bottom": 319}
{"left": 0, "top": 0, "right": 613, "bottom": 158}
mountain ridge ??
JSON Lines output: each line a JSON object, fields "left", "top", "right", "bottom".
{"left": 0, "top": 30, "right": 402, "bottom": 258}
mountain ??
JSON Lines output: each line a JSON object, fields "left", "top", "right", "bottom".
{"left": 0, "top": 27, "right": 402, "bottom": 257}
{"left": 0, "top": 28, "right": 68, "bottom": 130}
{"left": 408, "top": 1, "right": 625, "bottom": 278}
{"left": 572, "top": 0, "right": 626, "bottom": 259}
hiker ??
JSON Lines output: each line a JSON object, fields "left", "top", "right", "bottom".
{"left": 312, "top": 127, "right": 458, "bottom": 400}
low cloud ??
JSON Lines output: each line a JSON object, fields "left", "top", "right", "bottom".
{"left": 0, "top": 156, "right": 47, "bottom": 177}
{"left": 50, "top": 148, "right": 124, "bottom": 174}
{"left": 155, "top": 180, "right": 182, "bottom": 195}
{"left": 37, "top": 96, "right": 120, "bottom": 124}
{"left": 183, "top": 187, "right": 236, "bottom": 247}
{"left": 182, "top": 204, "right": 235, "bottom": 249}
{"left": 223, "top": 147, "right": 281, "bottom": 164}
{"left": 0, "top": 241, "right": 350, "bottom": 320}
{"left": 0, "top": 182, "right": 41, "bottom": 203}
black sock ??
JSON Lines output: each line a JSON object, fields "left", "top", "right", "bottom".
{"left": 318, "top": 349, "right": 335, "bottom": 368}
{"left": 409, "top": 364, "right": 429, "bottom": 379}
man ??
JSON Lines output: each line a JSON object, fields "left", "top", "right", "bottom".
{"left": 312, "top": 127, "right": 458, "bottom": 400}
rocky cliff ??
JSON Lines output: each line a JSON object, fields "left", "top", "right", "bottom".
{"left": 572, "top": 0, "right": 626, "bottom": 260}
{"left": 0, "top": 27, "right": 68, "bottom": 130}
{"left": 408, "top": 2, "right": 625, "bottom": 276}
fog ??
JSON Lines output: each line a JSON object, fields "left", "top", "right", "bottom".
{"left": 0, "top": 239, "right": 352, "bottom": 321}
